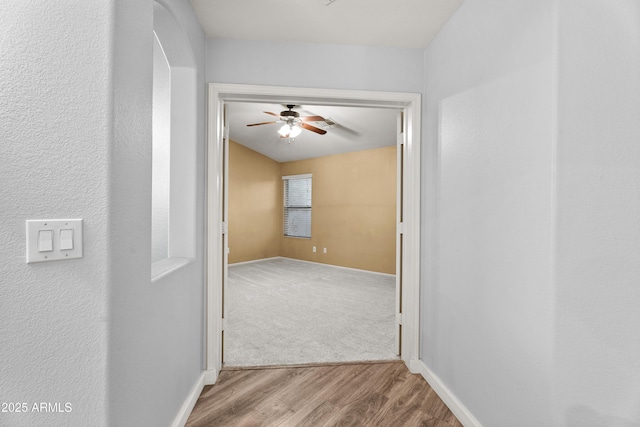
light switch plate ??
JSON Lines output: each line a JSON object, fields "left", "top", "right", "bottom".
{"left": 26, "top": 219, "right": 83, "bottom": 263}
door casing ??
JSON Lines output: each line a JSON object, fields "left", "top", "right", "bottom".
{"left": 205, "top": 83, "right": 422, "bottom": 383}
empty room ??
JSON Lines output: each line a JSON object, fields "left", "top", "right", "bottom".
{"left": 223, "top": 102, "right": 400, "bottom": 367}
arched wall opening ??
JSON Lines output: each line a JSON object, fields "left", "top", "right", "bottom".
{"left": 152, "top": 1, "right": 198, "bottom": 278}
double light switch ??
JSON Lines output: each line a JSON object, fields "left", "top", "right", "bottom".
{"left": 26, "top": 219, "right": 83, "bottom": 263}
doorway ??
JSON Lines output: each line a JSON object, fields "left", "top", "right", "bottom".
{"left": 205, "top": 84, "right": 421, "bottom": 383}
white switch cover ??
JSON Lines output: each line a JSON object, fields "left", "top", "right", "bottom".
{"left": 60, "top": 229, "right": 74, "bottom": 250}
{"left": 26, "top": 219, "right": 83, "bottom": 263}
{"left": 38, "top": 230, "right": 53, "bottom": 252}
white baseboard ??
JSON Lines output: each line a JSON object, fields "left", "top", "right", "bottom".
{"left": 408, "top": 358, "right": 422, "bottom": 374}
{"left": 171, "top": 372, "right": 205, "bottom": 427}
{"left": 203, "top": 368, "right": 218, "bottom": 385}
{"left": 229, "top": 256, "right": 395, "bottom": 277}
{"left": 279, "top": 257, "right": 395, "bottom": 278}
{"left": 228, "top": 256, "right": 281, "bottom": 266}
{"left": 416, "top": 360, "right": 483, "bottom": 427}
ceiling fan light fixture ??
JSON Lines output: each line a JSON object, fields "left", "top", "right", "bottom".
{"left": 246, "top": 105, "right": 328, "bottom": 137}
{"left": 278, "top": 123, "right": 302, "bottom": 138}
{"left": 278, "top": 124, "right": 291, "bottom": 137}
{"left": 289, "top": 125, "right": 302, "bottom": 138}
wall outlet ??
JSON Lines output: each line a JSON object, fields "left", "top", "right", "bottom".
{"left": 312, "top": 246, "right": 316, "bottom": 253}
{"left": 323, "top": 247, "right": 327, "bottom": 254}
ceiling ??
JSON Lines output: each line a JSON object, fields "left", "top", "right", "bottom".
{"left": 192, "top": 0, "right": 464, "bottom": 162}
{"left": 227, "top": 103, "right": 397, "bottom": 162}
{"left": 191, "top": 0, "right": 464, "bottom": 49}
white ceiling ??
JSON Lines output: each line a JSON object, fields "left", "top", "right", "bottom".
{"left": 227, "top": 103, "right": 397, "bottom": 162}
{"left": 193, "top": 0, "right": 463, "bottom": 162}
{"left": 190, "top": 0, "right": 464, "bottom": 49}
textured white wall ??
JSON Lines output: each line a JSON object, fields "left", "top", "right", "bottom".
{"left": 0, "top": 0, "right": 206, "bottom": 426}
{"left": 207, "top": 38, "right": 424, "bottom": 93}
{"left": 555, "top": 1, "right": 640, "bottom": 425}
{"left": 0, "top": 2, "right": 112, "bottom": 425}
{"left": 422, "top": 0, "right": 555, "bottom": 425}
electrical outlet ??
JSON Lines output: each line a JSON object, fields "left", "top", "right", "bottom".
{"left": 312, "top": 246, "right": 316, "bottom": 253}
{"left": 323, "top": 248, "right": 327, "bottom": 254}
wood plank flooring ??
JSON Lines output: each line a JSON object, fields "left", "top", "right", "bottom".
{"left": 186, "top": 361, "right": 463, "bottom": 427}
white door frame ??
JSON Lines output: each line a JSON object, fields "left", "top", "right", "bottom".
{"left": 205, "top": 83, "right": 421, "bottom": 383}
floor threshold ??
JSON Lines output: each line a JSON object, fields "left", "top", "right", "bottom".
{"left": 221, "top": 358, "right": 403, "bottom": 372}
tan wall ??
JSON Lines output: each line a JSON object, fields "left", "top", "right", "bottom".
{"left": 280, "top": 146, "right": 396, "bottom": 274}
{"left": 228, "top": 140, "right": 281, "bottom": 263}
{"left": 229, "top": 143, "right": 396, "bottom": 273}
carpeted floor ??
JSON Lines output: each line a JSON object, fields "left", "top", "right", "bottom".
{"left": 224, "top": 258, "right": 398, "bottom": 367}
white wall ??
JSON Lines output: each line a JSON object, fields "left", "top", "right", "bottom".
{"left": 555, "top": 1, "right": 640, "bottom": 425}
{"left": 0, "top": 0, "right": 206, "bottom": 426}
{"left": 424, "top": 0, "right": 640, "bottom": 426}
{"left": 207, "top": 38, "right": 424, "bottom": 93}
{"left": 422, "top": 0, "right": 555, "bottom": 425}
{"left": 107, "top": 0, "right": 207, "bottom": 426}
{"left": 0, "top": 1, "right": 113, "bottom": 425}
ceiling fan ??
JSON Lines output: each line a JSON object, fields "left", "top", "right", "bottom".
{"left": 246, "top": 105, "right": 327, "bottom": 138}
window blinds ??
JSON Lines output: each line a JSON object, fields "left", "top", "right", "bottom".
{"left": 283, "top": 175, "right": 312, "bottom": 238}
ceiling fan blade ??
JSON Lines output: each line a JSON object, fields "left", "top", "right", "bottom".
{"left": 246, "top": 121, "right": 277, "bottom": 127}
{"left": 263, "top": 111, "right": 280, "bottom": 117}
{"left": 300, "top": 115, "right": 325, "bottom": 122}
{"left": 300, "top": 122, "right": 327, "bottom": 135}
{"left": 331, "top": 123, "right": 360, "bottom": 137}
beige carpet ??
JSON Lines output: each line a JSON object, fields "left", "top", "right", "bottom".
{"left": 224, "top": 258, "right": 398, "bottom": 367}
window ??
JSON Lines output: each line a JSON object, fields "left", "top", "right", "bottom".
{"left": 283, "top": 174, "right": 312, "bottom": 238}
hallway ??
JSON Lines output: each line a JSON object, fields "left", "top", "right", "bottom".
{"left": 186, "top": 361, "right": 462, "bottom": 426}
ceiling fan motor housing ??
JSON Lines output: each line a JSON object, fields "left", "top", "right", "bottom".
{"left": 245, "top": 105, "right": 327, "bottom": 135}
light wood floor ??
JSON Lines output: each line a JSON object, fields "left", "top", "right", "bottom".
{"left": 186, "top": 361, "right": 463, "bottom": 427}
